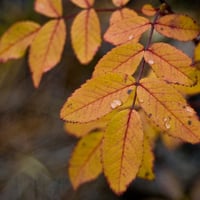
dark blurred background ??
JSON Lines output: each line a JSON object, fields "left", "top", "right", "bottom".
{"left": 0, "top": 0, "right": 200, "bottom": 199}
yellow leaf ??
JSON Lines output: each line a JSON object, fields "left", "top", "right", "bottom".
{"left": 137, "top": 136, "right": 155, "bottom": 180}
{"left": 69, "top": 131, "right": 103, "bottom": 189}
{"left": 0, "top": 21, "right": 40, "bottom": 62}
{"left": 29, "top": 19, "right": 66, "bottom": 87}
{"left": 104, "top": 15, "right": 150, "bottom": 45}
{"left": 137, "top": 78, "right": 200, "bottom": 143}
{"left": 155, "top": 14, "right": 200, "bottom": 41}
{"left": 60, "top": 73, "right": 136, "bottom": 123}
{"left": 112, "top": 0, "right": 130, "bottom": 7}
{"left": 34, "top": 0, "right": 63, "bottom": 17}
{"left": 110, "top": 8, "right": 138, "bottom": 25}
{"left": 103, "top": 109, "right": 144, "bottom": 194}
{"left": 71, "top": 0, "right": 94, "bottom": 8}
{"left": 195, "top": 42, "right": 200, "bottom": 69}
{"left": 141, "top": 4, "right": 157, "bottom": 17}
{"left": 144, "top": 42, "right": 196, "bottom": 86}
{"left": 71, "top": 9, "right": 101, "bottom": 64}
{"left": 93, "top": 42, "right": 144, "bottom": 77}
{"left": 161, "top": 134, "right": 182, "bottom": 150}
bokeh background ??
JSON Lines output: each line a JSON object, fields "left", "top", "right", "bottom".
{"left": 0, "top": 0, "right": 200, "bottom": 199}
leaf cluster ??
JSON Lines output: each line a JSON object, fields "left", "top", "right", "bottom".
{"left": 0, "top": 0, "right": 200, "bottom": 195}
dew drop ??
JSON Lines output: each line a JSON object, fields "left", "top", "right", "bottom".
{"left": 138, "top": 98, "right": 144, "bottom": 103}
{"left": 185, "top": 106, "right": 194, "bottom": 113}
{"left": 110, "top": 99, "right": 122, "bottom": 109}
{"left": 165, "top": 121, "right": 171, "bottom": 129}
{"left": 148, "top": 60, "right": 154, "bottom": 65}
{"left": 128, "top": 35, "right": 134, "bottom": 40}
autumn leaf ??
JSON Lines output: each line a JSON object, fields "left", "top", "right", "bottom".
{"left": 137, "top": 78, "right": 200, "bottom": 143}
{"left": 34, "top": 0, "right": 63, "bottom": 18}
{"left": 71, "top": 0, "right": 94, "bottom": 9}
{"left": 155, "top": 14, "right": 200, "bottom": 41}
{"left": 110, "top": 8, "right": 138, "bottom": 25}
{"left": 195, "top": 42, "right": 200, "bottom": 69}
{"left": 93, "top": 42, "right": 144, "bottom": 77}
{"left": 104, "top": 15, "right": 150, "bottom": 45}
{"left": 60, "top": 73, "right": 136, "bottom": 123}
{"left": 144, "top": 42, "right": 196, "bottom": 86}
{"left": 71, "top": 9, "right": 101, "bottom": 64}
{"left": 141, "top": 4, "right": 157, "bottom": 17}
{"left": 103, "top": 109, "right": 144, "bottom": 194}
{"left": 69, "top": 131, "right": 103, "bottom": 189}
{"left": 0, "top": 21, "right": 40, "bottom": 63}
{"left": 161, "top": 134, "right": 182, "bottom": 150}
{"left": 29, "top": 19, "right": 66, "bottom": 87}
{"left": 112, "top": 0, "right": 130, "bottom": 7}
{"left": 137, "top": 136, "right": 155, "bottom": 180}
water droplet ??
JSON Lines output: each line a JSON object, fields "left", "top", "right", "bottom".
{"left": 163, "top": 117, "right": 169, "bottom": 122}
{"left": 110, "top": 99, "right": 122, "bottom": 109}
{"left": 185, "top": 106, "right": 194, "bottom": 113}
{"left": 138, "top": 98, "right": 144, "bottom": 103}
{"left": 128, "top": 35, "right": 134, "bottom": 40}
{"left": 148, "top": 60, "right": 154, "bottom": 65}
{"left": 165, "top": 121, "right": 171, "bottom": 129}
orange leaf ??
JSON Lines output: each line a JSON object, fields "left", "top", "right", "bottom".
{"left": 141, "top": 4, "right": 157, "bottom": 17}
{"left": 69, "top": 131, "right": 103, "bottom": 189}
{"left": 71, "top": 0, "right": 94, "bottom": 8}
{"left": 71, "top": 9, "right": 101, "bottom": 64}
{"left": 60, "top": 73, "right": 136, "bottom": 123}
{"left": 29, "top": 19, "right": 66, "bottom": 88}
{"left": 112, "top": 0, "right": 130, "bottom": 7}
{"left": 103, "top": 109, "right": 144, "bottom": 194}
{"left": 155, "top": 14, "right": 200, "bottom": 41}
{"left": 144, "top": 42, "right": 196, "bottom": 86}
{"left": 137, "top": 78, "right": 200, "bottom": 143}
{"left": 34, "top": 0, "right": 63, "bottom": 18}
{"left": 110, "top": 8, "right": 137, "bottom": 25}
{"left": 104, "top": 15, "right": 150, "bottom": 45}
{"left": 195, "top": 42, "right": 200, "bottom": 68}
{"left": 137, "top": 136, "right": 155, "bottom": 180}
{"left": 93, "top": 42, "right": 144, "bottom": 77}
{"left": 0, "top": 21, "right": 40, "bottom": 62}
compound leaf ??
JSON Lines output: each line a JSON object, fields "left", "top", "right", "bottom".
{"left": 93, "top": 42, "right": 144, "bottom": 77}
{"left": 155, "top": 14, "right": 200, "bottom": 41}
{"left": 71, "top": 9, "right": 101, "bottom": 64}
{"left": 137, "top": 78, "right": 200, "bottom": 143}
{"left": 0, "top": 21, "right": 40, "bottom": 62}
{"left": 69, "top": 131, "right": 103, "bottom": 189}
{"left": 144, "top": 42, "right": 196, "bottom": 86}
{"left": 35, "top": 0, "right": 63, "bottom": 17}
{"left": 103, "top": 109, "right": 144, "bottom": 194}
{"left": 104, "top": 15, "right": 150, "bottom": 45}
{"left": 29, "top": 19, "right": 66, "bottom": 87}
{"left": 60, "top": 73, "right": 136, "bottom": 123}
{"left": 71, "top": 0, "right": 94, "bottom": 9}
{"left": 112, "top": 0, "right": 130, "bottom": 7}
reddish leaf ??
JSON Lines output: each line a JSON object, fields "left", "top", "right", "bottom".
{"left": 71, "top": 0, "right": 94, "bottom": 8}
{"left": 0, "top": 21, "right": 40, "bottom": 62}
{"left": 35, "top": 0, "right": 63, "bottom": 18}
{"left": 71, "top": 9, "right": 101, "bottom": 64}
{"left": 155, "top": 14, "right": 200, "bottom": 41}
{"left": 144, "top": 42, "right": 196, "bottom": 86}
{"left": 137, "top": 78, "right": 200, "bottom": 143}
{"left": 104, "top": 15, "right": 150, "bottom": 45}
{"left": 93, "top": 42, "right": 144, "bottom": 77}
{"left": 112, "top": 0, "right": 130, "bottom": 7}
{"left": 60, "top": 73, "right": 136, "bottom": 123}
{"left": 110, "top": 8, "right": 138, "bottom": 25}
{"left": 103, "top": 109, "right": 144, "bottom": 194}
{"left": 69, "top": 131, "right": 103, "bottom": 189}
{"left": 141, "top": 4, "right": 157, "bottom": 17}
{"left": 29, "top": 19, "right": 66, "bottom": 87}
